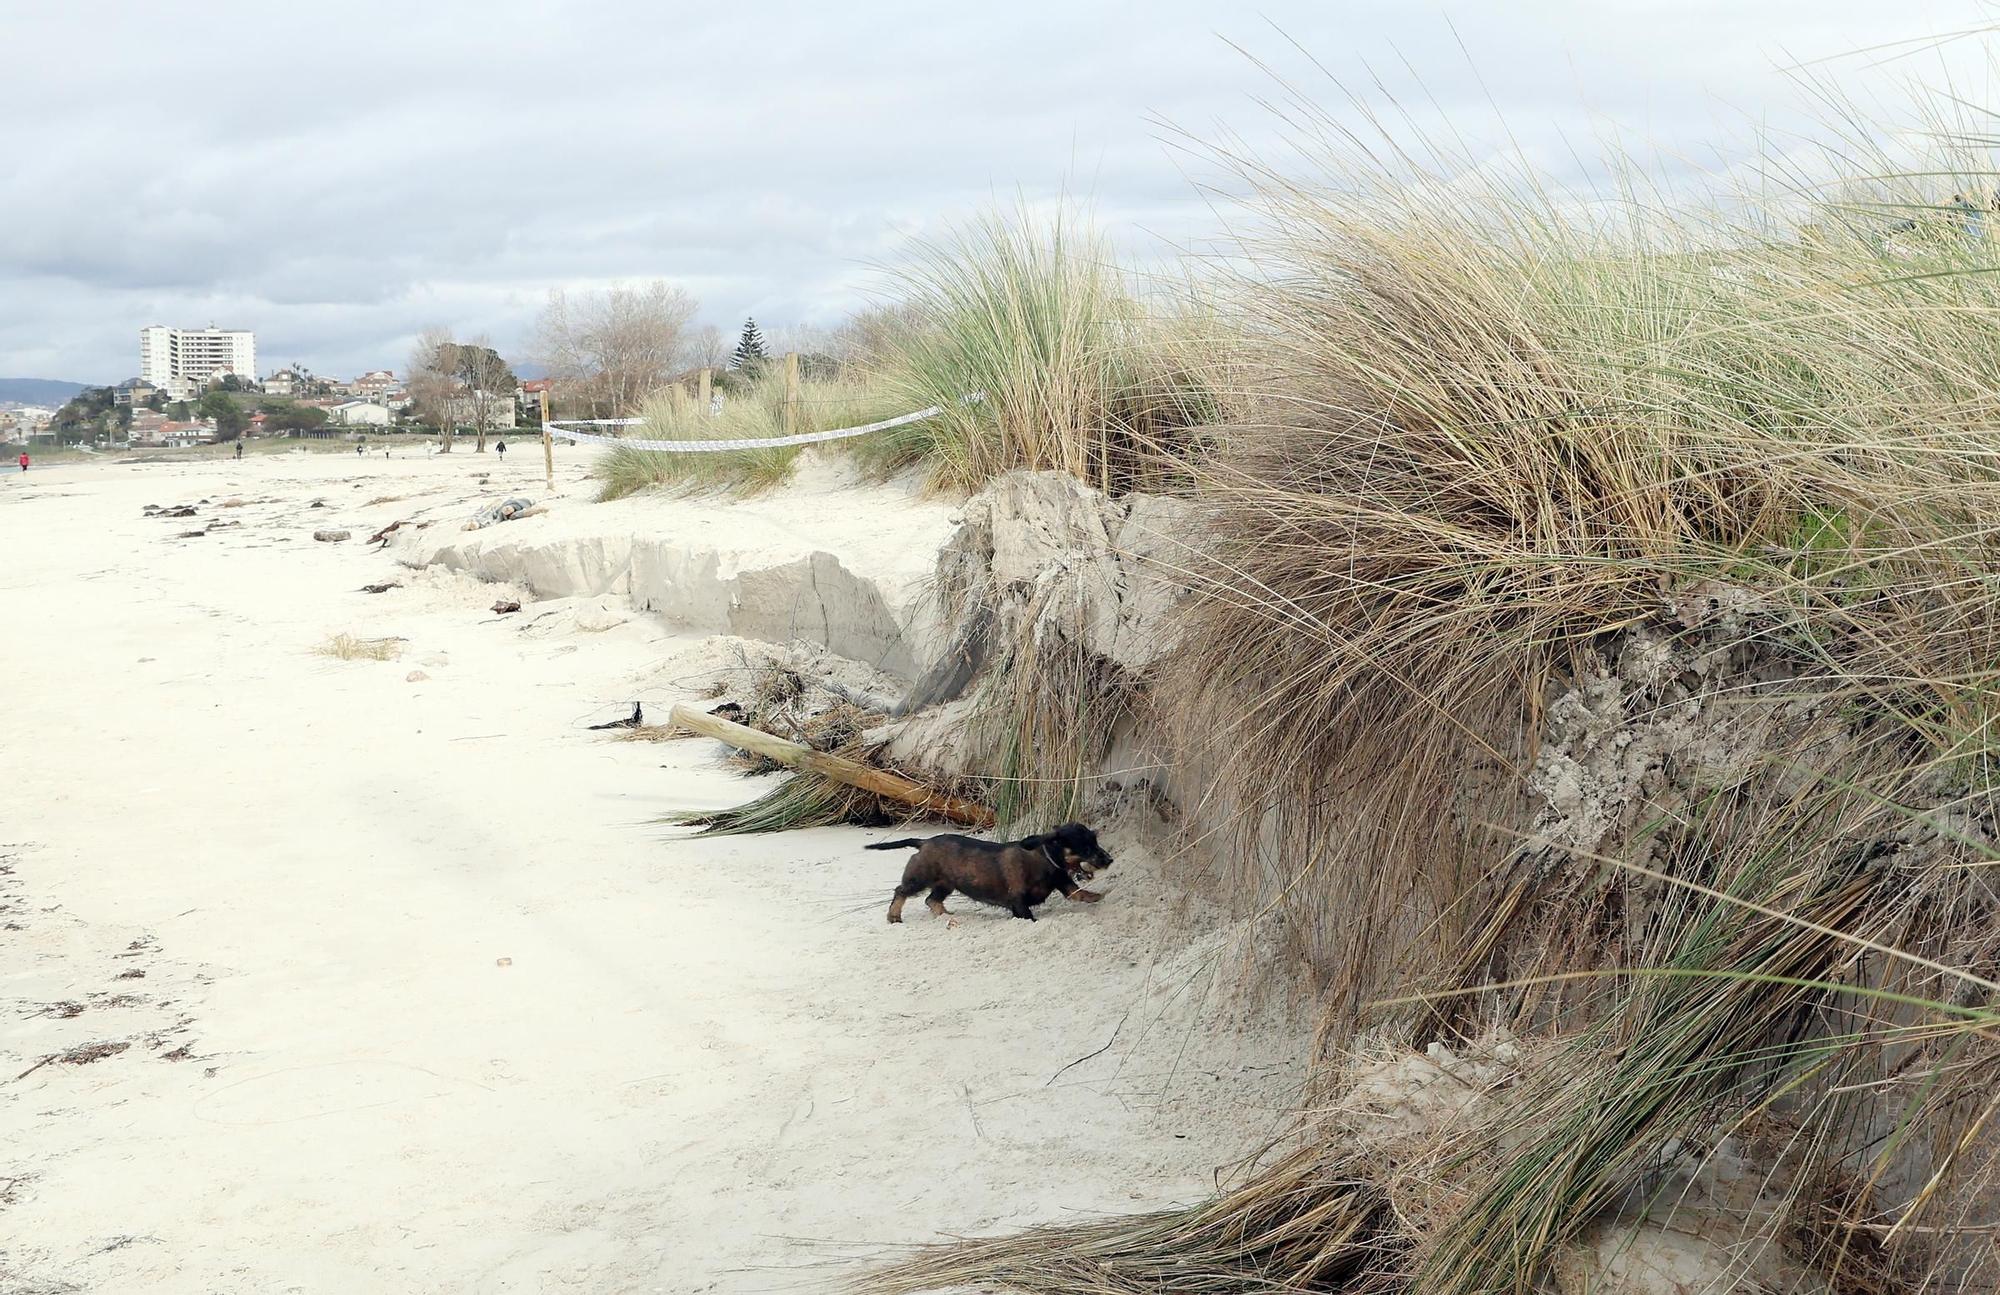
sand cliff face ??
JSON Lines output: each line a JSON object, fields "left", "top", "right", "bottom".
{"left": 391, "top": 459, "right": 957, "bottom": 682}
{"left": 390, "top": 466, "right": 1997, "bottom": 1294}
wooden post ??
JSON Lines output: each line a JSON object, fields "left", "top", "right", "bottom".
{"left": 697, "top": 366, "right": 712, "bottom": 417}
{"left": 782, "top": 351, "right": 801, "bottom": 437}
{"left": 538, "top": 386, "right": 553, "bottom": 491}
{"left": 668, "top": 703, "right": 994, "bottom": 828}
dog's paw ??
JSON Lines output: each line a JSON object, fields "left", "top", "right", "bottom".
{"left": 1070, "top": 889, "right": 1104, "bottom": 903}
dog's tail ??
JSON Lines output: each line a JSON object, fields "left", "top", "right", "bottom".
{"left": 864, "top": 838, "right": 927, "bottom": 851}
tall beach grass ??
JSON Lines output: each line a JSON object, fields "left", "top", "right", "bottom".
{"left": 858, "top": 208, "right": 1225, "bottom": 493}
{"left": 857, "top": 82, "right": 2000, "bottom": 1295}
{"left": 594, "top": 374, "right": 907, "bottom": 500}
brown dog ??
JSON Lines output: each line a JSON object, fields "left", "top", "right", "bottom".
{"left": 871, "top": 823, "right": 1114, "bottom": 923}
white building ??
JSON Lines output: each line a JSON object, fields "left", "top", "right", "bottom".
{"left": 445, "top": 391, "right": 517, "bottom": 430}
{"left": 138, "top": 326, "right": 257, "bottom": 400}
{"left": 328, "top": 400, "right": 391, "bottom": 427}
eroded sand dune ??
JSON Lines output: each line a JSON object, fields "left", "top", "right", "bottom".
{"left": 0, "top": 451, "right": 1305, "bottom": 1293}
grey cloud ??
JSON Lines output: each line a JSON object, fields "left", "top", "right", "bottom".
{"left": 2, "top": 0, "right": 1992, "bottom": 381}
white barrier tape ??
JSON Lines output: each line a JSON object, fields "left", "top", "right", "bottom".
{"left": 543, "top": 392, "right": 984, "bottom": 454}
{"left": 545, "top": 402, "right": 945, "bottom": 453}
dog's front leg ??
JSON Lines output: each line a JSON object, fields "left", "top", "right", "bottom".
{"left": 1060, "top": 878, "right": 1103, "bottom": 903}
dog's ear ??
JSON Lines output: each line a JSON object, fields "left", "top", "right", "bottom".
{"left": 1017, "top": 833, "right": 1045, "bottom": 850}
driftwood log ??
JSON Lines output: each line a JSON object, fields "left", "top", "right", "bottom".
{"left": 668, "top": 703, "right": 994, "bottom": 829}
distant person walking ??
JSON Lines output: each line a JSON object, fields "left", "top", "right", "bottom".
{"left": 234, "top": 440, "right": 243, "bottom": 460}
{"left": 495, "top": 440, "right": 506, "bottom": 462}
{"left": 17, "top": 450, "right": 27, "bottom": 472}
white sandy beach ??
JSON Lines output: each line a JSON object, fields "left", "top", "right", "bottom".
{"left": 0, "top": 450, "right": 1307, "bottom": 1294}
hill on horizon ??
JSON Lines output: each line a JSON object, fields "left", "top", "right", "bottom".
{"left": 0, "top": 378, "right": 88, "bottom": 405}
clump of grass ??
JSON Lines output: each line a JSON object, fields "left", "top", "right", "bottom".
{"left": 876, "top": 76, "right": 2000, "bottom": 1295}
{"left": 861, "top": 206, "right": 1223, "bottom": 494}
{"left": 852, "top": 1141, "right": 1398, "bottom": 1294}
{"left": 317, "top": 632, "right": 403, "bottom": 661}
{"left": 657, "top": 650, "right": 912, "bottom": 834}
{"left": 668, "top": 750, "right": 902, "bottom": 836}
{"left": 595, "top": 375, "right": 906, "bottom": 500}
{"left": 611, "top": 724, "right": 690, "bottom": 743}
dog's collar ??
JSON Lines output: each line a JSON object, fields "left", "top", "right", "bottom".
{"left": 1043, "top": 838, "right": 1088, "bottom": 886}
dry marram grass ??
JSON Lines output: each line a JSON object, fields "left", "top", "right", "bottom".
{"left": 316, "top": 633, "right": 404, "bottom": 662}
{"left": 852, "top": 82, "right": 2000, "bottom": 1295}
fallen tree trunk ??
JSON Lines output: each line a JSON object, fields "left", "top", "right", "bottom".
{"left": 668, "top": 703, "right": 994, "bottom": 829}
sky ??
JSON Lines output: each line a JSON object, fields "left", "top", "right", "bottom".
{"left": 2, "top": 0, "right": 1995, "bottom": 384}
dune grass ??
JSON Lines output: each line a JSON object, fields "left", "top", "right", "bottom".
{"left": 852, "top": 80, "right": 2000, "bottom": 1295}
{"left": 594, "top": 375, "right": 907, "bottom": 500}
{"left": 856, "top": 208, "right": 1225, "bottom": 494}
{"left": 316, "top": 632, "right": 404, "bottom": 661}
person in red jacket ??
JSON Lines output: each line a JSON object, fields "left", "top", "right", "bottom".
{"left": 16, "top": 451, "right": 26, "bottom": 472}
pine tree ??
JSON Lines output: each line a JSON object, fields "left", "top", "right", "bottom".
{"left": 731, "top": 317, "right": 769, "bottom": 373}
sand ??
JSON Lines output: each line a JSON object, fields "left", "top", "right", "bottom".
{"left": 0, "top": 449, "right": 1308, "bottom": 1293}
{"left": 396, "top": 451, "right": 964, "bottom": 681}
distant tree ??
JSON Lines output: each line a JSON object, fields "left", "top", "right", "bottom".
{"left": 51, "top": 386, "right": 116, "bottom": 444}
{"left": 409, "top": 328, "right": 517, "bottom": 452}
{"left": 688, "top": 323, "right": 728, "bottom": 370}
{"left": 263, "top": 405, "right": 328, "bottom": 434}
{"left": 407, "top": 328, "right": 459, "bottom": 451}
{"left": 829, "top": 300, "right": 927, "bottom": 367}
{"left": 535, "top": 280, "right": 700, "bottom": 418}
{"left": 168, "top": 400, "right": 192, "bottom": 421}
{"left": 144, "top": 390, "right": 166, "bottom": 412}
{"left": 731, "top": 318, "right": 769, "bottom": 374}
{"left": 197, "top": 389, "right": 247, "bottom": 441}
{"left": 762, "top": 324, "right": 845, "bottom": 379}
{"left": 450, "top": 338, "right": 516, "bottom": 453}
{"left": 218, "top": 373, "right": 245, "bottom": 393}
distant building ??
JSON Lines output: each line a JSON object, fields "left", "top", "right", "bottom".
{"left": 113, "top": 378, "right": 161, "bottom": 407}
{"left": 1, "top": 407, "right": 56, "bottom": 442}
{"left": 328, "top": 400, "right": 391, "bottom": 427}
{"left": 263, "top": 368, "right": 301, "bottom": 397}
{"left": 131, "top": 415, "right": 216, "bottom": 447}
{"left": 139, "top": 326, "right": 257, "bottom": 400}
{"left": 129, "top": 410, "right": 167, "bottom": 444}
{"left": 446, "top": 392, "right": 517, "bottom": 430}
{"left": 351, "top": 370, "right": 395, "bottom": 397}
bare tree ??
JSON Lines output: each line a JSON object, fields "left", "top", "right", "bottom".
{"left": 535, "top": 281, "right": 699, "bottom": 418}
{"left": 686, "top": 323, "right": 728, "bottom": 371}
{"left": 407, "top": 328, "right": 518, "bottom": 452}
{"left": 829, "top": 301, "right": 928, "bottom": 368}
{"left": 406, "top": 326, "right": 459, "bottom": 452}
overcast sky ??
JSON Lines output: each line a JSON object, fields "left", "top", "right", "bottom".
{"left": 2, "top": 0, "right": 1993, "bottom": 383}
